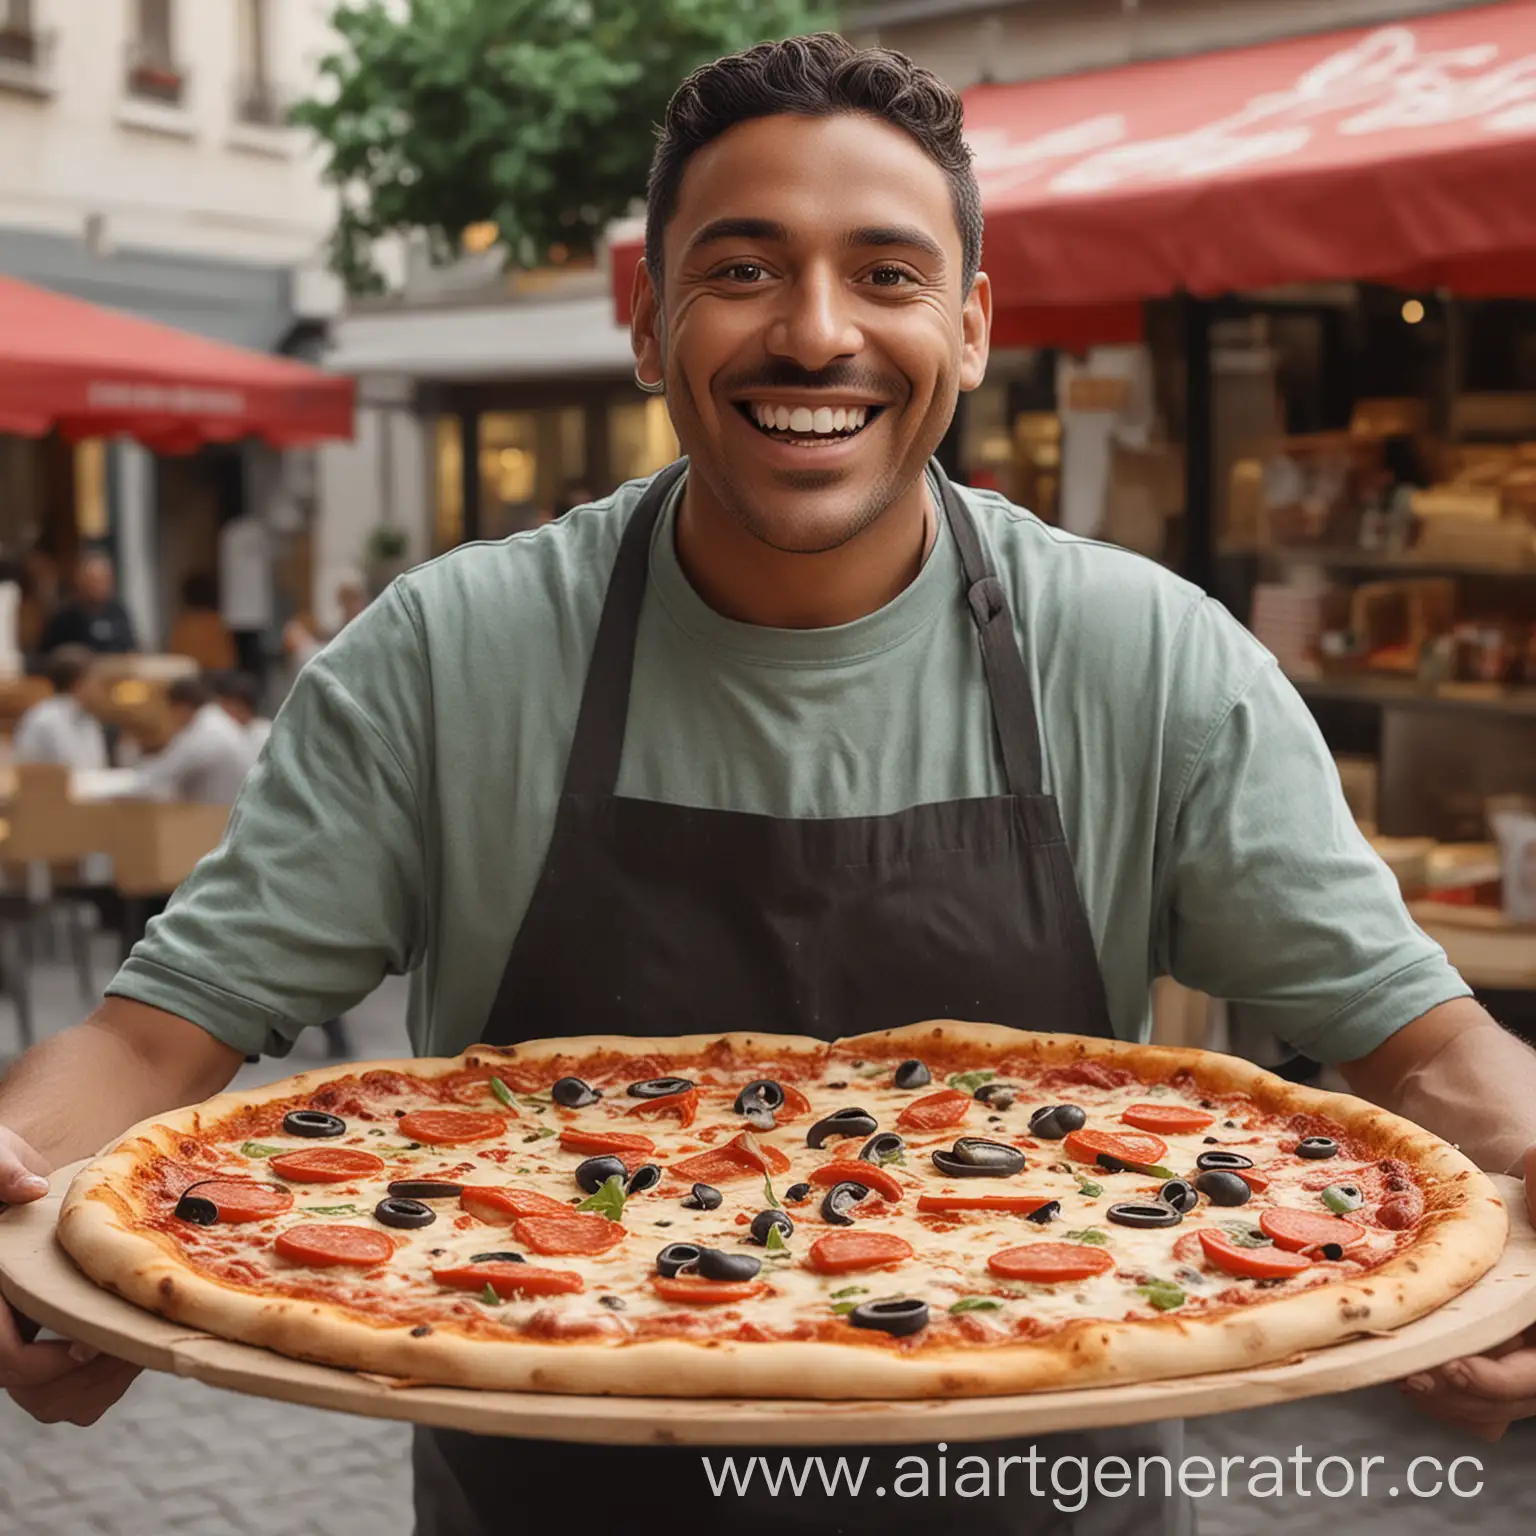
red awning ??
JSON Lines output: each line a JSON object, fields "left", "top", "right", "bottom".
{"left": 968, "top": 0, "right": 1536, "bottom": 340}
{"left": 0, "top": 276, "right": 354, "bottom": 452}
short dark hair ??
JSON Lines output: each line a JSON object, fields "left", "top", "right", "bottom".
{"left": 44, "top": 645, "right": 95, "bottom": 694}
{"left": 167, "top": 676, "right": 209, "bottom": 711}
{"left": 212, "top": 670, "right": 261, "bottom": 712}
{"left": 645, "top": 33, "right": 982, "bottom": 294}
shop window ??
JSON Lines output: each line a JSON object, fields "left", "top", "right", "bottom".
{"left": 608, "top": 398, "right": 679, "bottom": 485}
{"left": 434, "top": 417, "right": 463, "bottom": 552}
{"left": 74, "top": 440, "right": 107, "bottom": 539}
{"left": 479, "top": 408, "right": 586, "bottom": 540}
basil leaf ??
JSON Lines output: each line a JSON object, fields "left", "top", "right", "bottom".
{"left": 306, "top": 1204, "right": 363, "bottom": 1216}
{"left": 831, "top": 1300, "right": 861, "bottom": 1315}
{"left": 763, "top": 1175, "right": 781, "bottom": 1210}
{"left": 829, "top": 1285, "right": 868, "bottom": 1300}
{"left": 488, "top": 1077, "right": 516, "bottom": 1110}
{"left": 1073, "top": 1174, "right": 1105, "bottom": 1198}
{"left": 1219, "top": 1223, "right": 1273, "bottom": 1249}
{"left": 949, "top": 1297, "right": 1002, "bottom": 1313}
{"left": 947, "top": 1069, "right": 996, "bottom": 1094}
{"left": 240, "top": 1141, "right": 285, "bottom": 1159}
{"left": 1135, "top": 1280, "right": 1185, "bottom": 1312}
{"left": 480, "top": 1282, "right": 502, "bottom": 1305}
{"left": 875, "top": 1148, "right": 906, "bottom": 1166}
{"left": 576, "top": 1174, "right": 627, "bottom": 1222}
{"left": 765, "top": 1222, "right": 788, "bottom": 1253}
{"left": 1065, "top": 1228, "right": 1108, "bottom": 1245}
{"left": 1139, "top": 1164, "right": 1176, "bottom": 1180}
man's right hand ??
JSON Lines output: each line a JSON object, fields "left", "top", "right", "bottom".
{"left": 1, "top": 1126, "right": 141, "bottom": 1425}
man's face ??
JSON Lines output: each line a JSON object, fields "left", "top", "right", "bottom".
{"left": 79, "top": 560, "right": 114, "bottom": 605}
{"left": 633, "top": 113, "right": 990, "bottom": 554}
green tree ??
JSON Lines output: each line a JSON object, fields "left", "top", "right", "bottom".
{"left": 293, "top": 0, "right": 837, "bottom": 294}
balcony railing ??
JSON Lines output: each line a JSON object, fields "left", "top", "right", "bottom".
{"left": 235, "top": 74, "right": 289, "bottom": 128}
{"left": 0, "top": 22, "right": 53, "bottom": 92}
{"left": 124, "top": 40, "right": 187, "bottom": 107}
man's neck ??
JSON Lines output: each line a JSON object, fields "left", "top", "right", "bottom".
{"left": 673, "top": 475, "right": 936, "bottom": 629}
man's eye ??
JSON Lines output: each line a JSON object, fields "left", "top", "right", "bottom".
{"left": 868, "top": 265, "right": 916, "bottom": 287}
{"left": 717, "top": 262, "right": 767, "bottom": 283}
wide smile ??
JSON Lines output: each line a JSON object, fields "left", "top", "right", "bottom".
{"left": 732, "top": 400, "right": 887, "bottom": 451}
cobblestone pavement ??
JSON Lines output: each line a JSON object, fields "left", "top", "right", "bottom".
{"left": 3, "top": 943, "right": 1533, "bottom": 1534}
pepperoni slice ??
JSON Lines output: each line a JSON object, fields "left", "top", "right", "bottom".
{"left": 274, "top": 1223, "right": 394, "bottom": 1268}
{"left": 987, "top": 1241, "right": 1117, "bottom": 1283}
{"left": 513, "top": 1213, "right": 627, "bottom": 1256}
{"left": 777, "top": 1083, "right": 814, "bottom": 1122}
{"left": 460, "top": 1186, "right": 572, "bottom": 1224}
{"left": 1119, "top": 1104, "right": 1216, "bottom": 1134}
{"left": 1062, "top": 1128, "right": 1168, "bottom": 1167}
{"left": 809, "top": 1161, "right": 905, "bottom": 1203}
{"left": 625, "top": 1088, "right": 699, "bottom": 1128}
{"left": 651, "top": 1275, "right": 767, "bottom": 1305}
{"left": 1236, "top": 1169, "right": 1271, "bottom": 1194}
{"left": 805, "top": 1231, "right": 914, "bottom": 1275}
{"left": 916, "top": 1193, "right": 1056, "bottom": 1216}
{"left": 668, "top": 1148, "right": 759, "bottom": 1184}
{"left": 1258, "top": 1208, "right": 1367, "bottom": 1254}
{"left": 267, "top": 1148, "right": 387, "bottom": 1184}
{"left": 558, "top": 1128, "right": 657, "bottom": 1163}
{"left": 897, "top": 1089, "right": 972, "bottom": 1132}
{"left": 722, "top": 1131, "right": 791, "bottom": 1176}
{"left": 432, "top": 1261, "right": 584, "bottom": 1298}
{"left": 192, "top": 1180, "right": 295, "bottom": 1224}
{"left": 396, "top": 1110, "right": 506, "bottom": 1145}
{"left": 1197, "top": 1228, "right": 1313, "bottom": 1279}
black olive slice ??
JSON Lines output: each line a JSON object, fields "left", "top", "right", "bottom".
{"left": 1318, "top": 1242, "right": 1345, "bottom": 1262}
{"left": 599, "top": 1295, "right": 626, "bottom": 1310}
{"left": 627, "top": 1077, "right": 695, "bottom": 1099}
{"left": 173, "top": 1194, "right": 218, "bottom": 1225}
{"left": 1028, "top": 1104, "right": 1087, "bottom": 1140}
{"left": 1158, "top": 1179, "right": 1200, "bottom": 1214}
{"left": 657, "top": 1243, "right": 703, "bottom": 1277}
{"left": 552, "top": 1077, "right": 601, "bottom": 1109}
{"left": 1296, "top": 1136, "right": 1339, "bottom": 1161}
{"left": 1194, "top": 1169, "right": 1253, "bottom": 1207}
{"left": 849, "top": 1297, "right": 929, "bottom": 1337}
{"left": 930, "top": 1138, "right": 1026, "bottom": 1178}
{"left": 1195, "top": 1151, "right": 1254, "bottom": 1172}
{"left": 1107, "top": 1201, "right": 1183, "bottom": 1229}
{"left": 749, "top": 1209, "right": 793, "bottom": 1246}
{"left": 784, "top": 1182, "right": 812, "bottom": 1203}
{"left": 282, "top": 1110, "right": 347, "bottom": 1139}
{"left": 1026, "top": 1200, "right": 1061, "bottom": 1225}
{"left": 820, "top": 1181, "right": 870, "bottom": 1227}
{"left": 858, "top": 1132, "right": 906, "bottom": 1166}
{"left": 733, "top": 1080, "right": 786, "bottom": 1116}
{"left": 469, "top": 1251, "right": 525, "bottom": 1264}
{"left": 388, "top": 1179, "right": 464, "bottom": 1200}
{"left": 625, "top": 1163, "right": 662, "bottom": 1195}
{"left": 806, "top": 1107, "right": 877, "bottom": 1149}
{"left": 695, "top": 1248, "right": 762, "bottom": 1282}
{"left": 974, "top": 1082, "right": 1017, "bottom": 1110}
{"left": 681, "top": 1182, "right": 722, "bottom": 1211}
{"left": 575, "top": 1155, "right": 628, "bottom": 1193}
{"left": 893, "top": 1059, "right": 931, "bottom": 1090}
{"left": 374, "top": 1197, "right": 436, "bottom": 1230}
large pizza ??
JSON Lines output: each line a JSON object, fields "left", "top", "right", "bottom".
{"left": 59, "top": 1023, "right": 1507, "bottom": 1399}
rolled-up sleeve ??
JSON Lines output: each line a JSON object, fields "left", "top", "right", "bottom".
{"left": 107, "top": 588, "right": 430, "bottom": 1057}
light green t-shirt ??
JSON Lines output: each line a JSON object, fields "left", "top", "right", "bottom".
{"left": 109, "top": 470, "right": 1467, "bottom": 1062}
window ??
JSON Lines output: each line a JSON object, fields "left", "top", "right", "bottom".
{"left": 127, "top": 0, "right": 183, "bottom": 104}
{"left": 236, "top": 0, "right": 279, "bottom": 125}
{"left": 0, "top": 0, "right": 39, "bottom": 67}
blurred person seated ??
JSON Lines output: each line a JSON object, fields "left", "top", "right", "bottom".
{"left": 16, "top": 543, "right": 61, "bottom": 655}
{"left": 282, "top": 570, "right": 369, "bottom": 669}
{"left": 39, "top": 552, "right": 137, "bottom": 655}
{"left": 12, "top": 646, "right": 108, "bottom": 770}
{"left": 167, "top": 574, "right": 237, "bottom": 673}
{"left": 211, "top": 670, "right": 272, "bottom": 753}
{"left": 128, "top": 676, "right": 256, "bottom": 805}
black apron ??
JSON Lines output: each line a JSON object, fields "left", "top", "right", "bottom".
{"left": 414, "top": 461, "right": 1191, "bottom": 1536}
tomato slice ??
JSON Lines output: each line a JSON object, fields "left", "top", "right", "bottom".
{"left": 1062, "top": 1127, "right": 1168, "bottom": 1167}
{"left": 267, "top": 1148, "right": 386, "bottom": 1184}
{"left": 397, "top": 1110, "right": 506, "bottom": 1145}
{"left": 190, "top": 1180, "right": 294, "bottom": 1224}
{"left": 651, "top": 1274, "right": 767, "bottom": 1305}
{"left": 1198, "top": 1228, "right": 1313, "bottom": 1279}
{"left": 1119, "top": 1104, "right": 1216, "bottom": 1134}
{"left": 722, "top": 1131, "right": 791, "bottom": 1176}
{"left": 809, "top": 1161, "right": 904, "bottom": 1203}
{"left": 433, "top": 1261, "right": 584, "bottom": 1298}
{"left": 513, "top": 1213, "right": 627, "bottom": 1256}
{"left": 460, "top": 1186, "right": 572, "bottom": 1224}
{"left": 558, "top": 1128, "right": 657, "bottom": 1164}
{"left": 625, "top": 1087, "right": 698, "bottom": 1128}
{"left": 274, "top": 1223, "right": 394, "bottom": 1268}
{"left": 916, "top": 1193, "right": 1056, "bottom": 1216}
{"left": 897, "top": 1089, "right": 972, "bottom": 1132}
{"left": 987, "top": 1241, "right": 1117, "bottom": 1283}
{"left": 1258, "top": 1208, "right": 1367, "bottom": 1254}
{"left": 805, "top": 1231, "right": 914, "bottom": 1275}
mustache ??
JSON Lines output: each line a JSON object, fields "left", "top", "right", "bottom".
{"left": 719, "top": 360, "right": 903, "bottom": 398}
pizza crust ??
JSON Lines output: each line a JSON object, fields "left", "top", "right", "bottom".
{"left": 58, "top": 1023, "right": 1509, "bottom": 1399}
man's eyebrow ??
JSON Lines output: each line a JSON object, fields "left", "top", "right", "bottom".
{"left": 844, "top": 225, "right": 947, "bottom": 265}
{"left": 683, "top": 217, "right": 790, "bottom": 256}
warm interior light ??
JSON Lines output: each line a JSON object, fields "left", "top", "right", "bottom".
{"left": 112, "top": 681, "right": 151, "bottom": 706}
{"left": 1401, "top": 299, "right": 1425, "bottom": 324}
{"left": 462, "top": 221, "right": 498, "bottom": 254}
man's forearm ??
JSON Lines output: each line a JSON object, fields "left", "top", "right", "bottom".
{"left": 0, "top": 999, "right": 243, "bottom": 1169}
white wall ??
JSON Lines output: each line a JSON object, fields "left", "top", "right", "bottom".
{"left": 0, "top": 0, "right": 339, "bottom": 276}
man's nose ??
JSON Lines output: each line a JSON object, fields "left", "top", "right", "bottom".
{"left": 765, "top": 267, "right": 862, "bottom": 371}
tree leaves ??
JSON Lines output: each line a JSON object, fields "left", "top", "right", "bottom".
{"left": 294, "top": 0, "right": 835, "bottom": 292}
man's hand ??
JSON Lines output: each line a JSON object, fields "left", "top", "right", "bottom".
{"left": 0, "top": 1126, "right": 141, "bottom": 1426}
{"left": 1399, "top": 1144, "right": 1536, "bottom": 1441}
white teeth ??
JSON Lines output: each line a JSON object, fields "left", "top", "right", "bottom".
{"left": 789, "top": 407, "right": 814, "bottom": 433}
{"left": 775, "top": 405, "right": 792, "bottom": 431}
{"left": 848, "top": 406, "right": 866, "bottom": 429}
{"left": 746, "top": 402, "right": 874, "bottom": 436}
{"left": 832, "top": 408, "right": 847, "bottom": 431}
{"left": 812, "top": 407, "right": 835, "bottom": 434}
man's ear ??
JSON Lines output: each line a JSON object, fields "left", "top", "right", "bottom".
{"left": 631, "top": 259, "right": 664, "bottom": 388}
{"left": 959, "top": 269, "right": 992, "bottom": 393}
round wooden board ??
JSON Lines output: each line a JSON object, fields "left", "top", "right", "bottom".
{"left": 3, "top": 1163, "right": 1534, "bottom": 1446}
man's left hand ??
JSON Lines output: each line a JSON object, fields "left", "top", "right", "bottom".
{"left": 1399, "top": 1145, "right": 1536, "bottom": 1441}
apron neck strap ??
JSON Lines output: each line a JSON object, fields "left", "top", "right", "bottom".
{"left": 561, "top": 458, "right": 1045, "bottom": 800}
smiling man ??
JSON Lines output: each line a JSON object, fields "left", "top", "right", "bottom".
{"left": 3, "top": 32, "right": 1536, "bottom": 1536}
